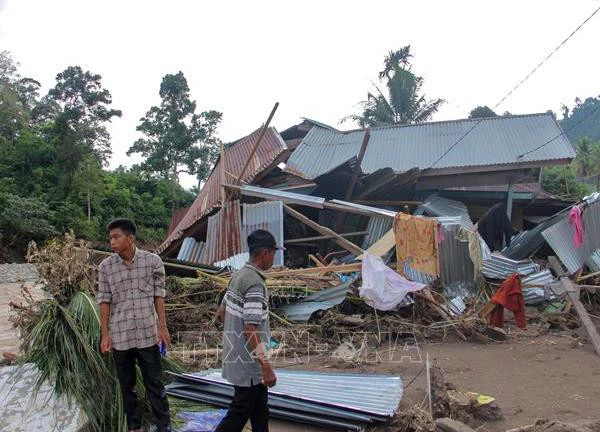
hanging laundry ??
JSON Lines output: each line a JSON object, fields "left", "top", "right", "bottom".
{"left": 458, "top": 227, "right": 483, "bottom": 280}
{"left": 568, "top": 205, "right": 584, "bottom": 248}
{"left": 489, "top": 273, "right": 527, "bottom": 329}
{"left": 360, "top": 253, "right": 426, "bottom": 311}
{"left": 477, "top": 203, "right": 517, "bottom": 252}
{"left": 394, "top": 212, "right": 440, "bottom": 277}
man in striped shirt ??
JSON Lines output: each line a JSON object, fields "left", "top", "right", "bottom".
{"left": 215, "top": 230, "right": 283, "bottom": 432}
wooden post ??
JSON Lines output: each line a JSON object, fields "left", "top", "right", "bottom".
{"left": 236, "top": 102, "right": 279, "bottom": 184}
{"left": 549, "top": 256, "right": 600, "bottom": 356}
{"left": 283, "top": 204, "right": 364, "bottom": 256}
{"left": 335, "top": 129, "right": 371, "bottom": 233}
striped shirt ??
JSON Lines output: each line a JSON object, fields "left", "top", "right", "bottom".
{"left": 97, "top": 248, "right": 166, "bottom": 351}
{"left": 221, "top": 263, "right": 270, "bottom": 387}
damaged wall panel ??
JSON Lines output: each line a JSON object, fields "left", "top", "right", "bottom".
{"left": 542, "top": 200, "right": 600, "bottom": 274}
{"left": 200, "top": 200, "right": 243, "bottom": 265}
{"left": 242, "top": 201, "right": 285, "bottom": 268}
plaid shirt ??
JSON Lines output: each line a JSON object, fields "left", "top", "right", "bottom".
{"left": 97, "top": 248, "right": 166, "bottom": 351}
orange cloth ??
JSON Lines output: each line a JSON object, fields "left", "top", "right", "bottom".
{"left": 489, "top": 273, "right": 527, "bottom": 329}
{"left": 394, "top": 212, "right": 440, "bottom": 277}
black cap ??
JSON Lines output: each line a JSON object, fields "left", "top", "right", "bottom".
{"left": 247, "top": 229, "right": 285, "bottom": 251}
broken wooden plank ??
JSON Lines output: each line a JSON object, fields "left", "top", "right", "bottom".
{"left": 283, "top": 204, "right": 364, "bottom": 256}
{"left": 357, "top": 228, "right": 395, "bottom": 260}
{"left": 308, "top": 254, "right": 326, "bottom": 268}
{"left": 578, "top": 270, "right": 600, "bottom": 282}
{"left": 549, "top": 256, "right": 600, "bottom": 356}
{"left": 284, "top": 231, "right": 369, "bottom": 245}
{"left": 236, "top": 102, "right": 279, "bottom": 184}
{"left": 266, "top": 263, "right": 362, "bottom": 277}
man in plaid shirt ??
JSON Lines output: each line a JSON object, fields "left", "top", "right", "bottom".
{"left": 97, "top": 218, "right": 171, "bottom": 432}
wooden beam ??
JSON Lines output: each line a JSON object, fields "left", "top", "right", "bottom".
{"left": 283, "top": 204, "right": 364, "bottom": 256}
{"left": 354, "top": 200, "right": 422, "bottom": 206}
{"left": 284, "top": 231, "right": 369, "bottom": 245}
{"left": 549, "top": 256, "right": 600, "bottom": 356}
{"left": 266, "top": 262, "right": 362, "bottom": 277}
{"left": 236, "top": 102, "right": 279, "bottom": 184}
{"left": 335, "top": 129, "right": 371, "bottom": 233}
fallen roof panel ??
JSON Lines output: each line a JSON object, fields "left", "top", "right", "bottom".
{"left": 156, "top": 127, "right": 287, "bottom": 255}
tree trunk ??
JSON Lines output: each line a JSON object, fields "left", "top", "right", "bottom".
{"left": 172, "top": 164, "right": 178, "bottom": 214}
{"left": 87, "top": 188, "right": 91, "bottom": 221}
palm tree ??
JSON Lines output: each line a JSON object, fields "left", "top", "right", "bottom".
{"left": 344, "top": 48, "right": 444, "bottom": 127}
{"left": 344, "top": 66, "right": 444, "bottom": 127}
{"left": 575, "top": 137, "right": 600, "bottom": 178}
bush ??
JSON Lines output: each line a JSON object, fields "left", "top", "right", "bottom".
{"left": 0, "top": 192, "right": 59, "bottom": 250}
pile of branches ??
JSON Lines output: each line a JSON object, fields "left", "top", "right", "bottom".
{"left": 10, "top": 233, "right": 181, "bottom": 432}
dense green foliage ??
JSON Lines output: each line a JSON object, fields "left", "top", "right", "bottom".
{"left": 0, "top": 51, "right": 208, "bottom": 254}
{"left": 560, "top": 96, "right": 600, "bottom": 143}
{"left": 468, "top": 105, "right": 497, "bottom": 119}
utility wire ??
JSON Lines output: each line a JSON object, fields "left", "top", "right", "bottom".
{"left": 427, "top": 4, "right": 600, "bottom": 170}
{"left": 517, "top": 103, "right": 600, "bottom": 158}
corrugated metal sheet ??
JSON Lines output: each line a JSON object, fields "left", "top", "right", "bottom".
{"left": 522, "top": 269, "right": 555, "bottom": 287}
{"left": 329, "top": 199, "right": 397, "bottom": 218}
{"left": 279, "top": 280, "right": 353, "bottom": 323}
{"left": 415, "top": 195, "right": 474, "bottom": 229}
{"left": 285, "top": 114, "right": 575, "bottom": 179}
{"left": 168, "top": 368, "right": 403, "bottom": 430}
{"left": 362, "top": 216, "right": 393, "bottom": 250}
{"left": 214, "top": 252, "right": 249, "bottom": 270}
{"left": 588, "top": 249, "right": 600, "bottom": 272}
{"left": 157, "top": 127, "right": 287, "bottom": 255}
{"left": 241, "top": 184, "right": 325, "bottom": 208}
{"left": 201, "top": 200, "right": 243, "bottom": 265}
{"left": 181, "top": 369, "right": 403, "bottom": 418}
{"left": 542, "top": 201, "right": 600, "bottom": 274}
{"left": 242, "top": 201, "right": 285, "bottom": 267}
{"left": 176, "top": 237, "right": 206, "bottom": 263}
{"left": 482, "top": 253, "right": 540, "bottom": 279}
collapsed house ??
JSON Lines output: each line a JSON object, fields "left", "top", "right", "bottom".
{"left": 156, "top": 112, "right": 575, "bottom": 271}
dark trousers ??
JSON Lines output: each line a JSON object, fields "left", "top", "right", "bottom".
{"left": 215, "top": 382, "right": 269, "bottom": 432}
{"left": 113, "top": 345, "right": 171, "bottom": 431}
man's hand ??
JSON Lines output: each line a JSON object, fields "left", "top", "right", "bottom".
{"left": 100, "top": 335, "right": 112, "bottom": 353}
{"left": 261, "top": 362, "right": 277, "bottom": 387}
{"left": 158, "top": 325, "right": 171, "bottom": 348}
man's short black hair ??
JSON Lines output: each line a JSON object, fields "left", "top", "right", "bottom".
{"left": 107, "top": 218, "right": 137, "bottom": 236}
{"left": 248, "top": 229, "right": 282, "bottom": 256}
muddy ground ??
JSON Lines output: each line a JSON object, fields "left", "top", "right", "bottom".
{"left": 262, "top": 324, "right": 600, "bottom": 431}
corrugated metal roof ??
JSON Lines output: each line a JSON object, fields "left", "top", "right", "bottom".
{"left": 415, "top": 195, "right": 474, "bottom": 229}
{"left": 156, "top": 127, "right": 287, "bottom": 255}
{"left": 542, "top": 201, "right": 600, "bottom": 274}
{"left": 285, "top": 113, "right": 575, "bottom": 180}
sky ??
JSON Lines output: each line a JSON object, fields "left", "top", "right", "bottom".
{"left": 1, "top": 0, "right": 599, "bottom": 188}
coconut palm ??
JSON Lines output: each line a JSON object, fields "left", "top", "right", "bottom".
{"left": 344, "top": 66, "right": 444, "bottom": 127}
